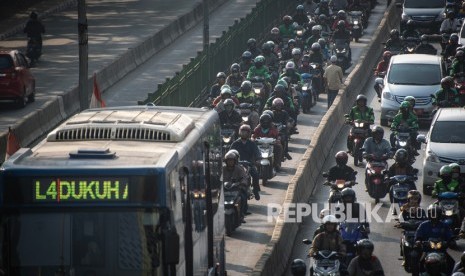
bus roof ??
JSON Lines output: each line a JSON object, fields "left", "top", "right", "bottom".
{"left": 3, "top": 106, "right": 218, "bottom": 170}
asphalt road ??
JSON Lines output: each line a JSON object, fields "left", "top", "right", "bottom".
{"left": 286, "top": 77, "right": 464, "bottom": 275}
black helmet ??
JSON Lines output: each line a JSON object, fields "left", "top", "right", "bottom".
{"left": 441, "top": 76, "right": 454, "bottom": 89}
{"left": 311, "top": 42, "right": 321, "bottom": 52}
{"left": 274, "top": 84, "right": 286, "bottom": 95}
{"left": 406, "top": 19, "right": 415, "bottom": 29}
{"left": 335, "top": 151, "right": 348, "bottom": 166}
{"left": 456, "top": 50, "right": 465, "bottom": 58}
{"left": 341, "top": 188, "right": 356, "bottom": 203}
{"left": 390, "top": 29, "right": 399, "bottom": 38}
{"left": 337, "top": 10, "right": 347, "bottom": 20}
{"left": 230, "top": 63, "right": 240, "bottom": 73}
{"left": 262, "top": 42, "right": 272, "bottom": 52}
{"left": 420, "top": 34, "right": 428, "bottom": 43}
{"left": 337, "top": 20, "right": 346, "bottom": 30}
{"left": 288, "top": 39, "right": 297, "bottom": 47}
{"left": 302, "top": 54, "right": 311, "bottom": 63}
{"left": 427, "top": 204, "right": 442, "bottom": 220}
{"left": 394, "top": 149, "right": 408, "bottom": 164}
{"left": 356, "top": 94, "right": 367, "bottom": 104}
{"left": 450, "top": 33, "right": 459, "bottom": 43}
{"left": 30, "top": 11, "right": 38, "bottom": 19}
{"left": 259, "top": 114, "right": 272, "bottom": 128}
{"left": 296, "top": 4, "right": 305, "bottom": 11}
{"left": 247, "top": 38, "right": 257, "bottom": 48}
{"left": 262, "top": 109, "right": 274, "bottom": 121}
{"left": 241, "top": 80, "right": 252, "bottom": 93}
{"left": 318, "top": 14, "right": 327, "bottom": 22}
{"left": 357, "top": 239, "right": 374, "bottom": 253}
{"left": 223, "top": 98, "right": 235, "bottom": 111}
{"left": 216, "top": 72, "right": 226, "bottom": 79}
{"left": 424, "top": 253, "right": 443, "bottom": 273}
{"left": 242, "top": 51, "right": 252, "bottom": 60}
{"left": 372, "top": 126, "right": 384, "bottom": 139}
{"left": 291, "top": 259, "right": 306, "bottom": 276}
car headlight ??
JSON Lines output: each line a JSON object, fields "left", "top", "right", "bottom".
{"left": 402, "top": 13, "right": 411, "bottom": 21}
{"left": 426, "top": 150, "right": 440, "bottom": 163}
{"left": 382, "top": 91, "right": 394, "bottom": 101}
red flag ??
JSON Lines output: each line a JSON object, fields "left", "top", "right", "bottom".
{"left": 90, "top": 73, "right": 106, "bottom": 108}
{"left": 6, "top": 127, "right": 20, "bottom": 160}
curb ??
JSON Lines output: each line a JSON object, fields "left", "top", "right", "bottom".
{"left": 251, "top": 3, "right": 402, "bottom": 275}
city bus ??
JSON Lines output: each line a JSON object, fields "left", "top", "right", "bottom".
{"left": 0, "top": 106, "right": 225, "bottom": 276}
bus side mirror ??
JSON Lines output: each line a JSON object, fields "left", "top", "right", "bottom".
{"left": 164, "top": 228, "right": 180, "bottom": 265}
{"left": 417, "top": 134, "right": 426, "bottom": 144}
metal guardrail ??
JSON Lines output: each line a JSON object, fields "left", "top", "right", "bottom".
{"left": 138, "top": 0, "right": 292, "bottom": 107}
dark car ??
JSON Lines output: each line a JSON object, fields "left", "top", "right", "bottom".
{"left": 400, "top": 0, "right": 446, "bottom": 34}
{"left": 0, "top": 50, "right": 36, "bottom": 108}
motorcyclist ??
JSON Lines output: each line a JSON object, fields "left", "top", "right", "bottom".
{"left": 340, "top": 188, "right": 370, "bottom": 233}
{"left": 299, "top": 55, "right": 312, "bottom": 74}
{"left": 390, "top": 101, "right": 419, "bottom": 155}
{"left": 432, "top": 165, "right": 460, "bottom": 198}
{"left": 294, "top": 5, "right": 309, "bottom": 26}
{"left": 308, "top": 215, "right": 346, "bottom": 259}
{"left": 290, "top": 48, "right": 303, "bottom": 68}
{"left": 433, "top": 76, "right": 459, "bottom": 107}
{"left": 269, "top": 27, "right": 282, "bottom": 47}
{"left": 212, "top": 86, "right": 240, "bottom": 108}
{"left": 247, "top": 38, "right": 262, "bottom": 58}
{"left": 327, "top": 151, "right": 356, "bottom": 182}
{"left": 306, "top": 25, "right": 322, "bottom": 48}
{"left": 317, "top": 14, "right": 332, "bottom": 34}
{"left": 318, "top": 38, "right": 331, "bottom": 61}
{"left": 226, "top": 64, "right": 244, "bottom": 93}
{"left": 209, "top": 72, "right": 227, "bottom": 100}
{"left": 279, "top": 61, "right": 303, "bottom": 87}
{"left": 271, "top": 98, "right": 293, "bottom": 160}
{"left": 332, "top": 20, "right": 352, "bottom": 60}
{"left": 240, "top": 51, "right": 254, "bottom": 76}
{"left": 313, "top": 208, "right": 331, "bottom": 238}
{"left": 346, "top": 95, "right": 374, "bottom": 153}
{"left": 329, "top": 0, "right": 348, "bottom": 12}
{"left": 399, "top": 190, "right": 427, "bottom": 222}
{"left": 443, "top": 33, "right": 460, "bottom": 61}
{"left": 401, "top": 20, "right": 420, "bottom": 39}
{"left": 440, "top": 11, "right": 461, "bottom": 36}
{"left": 450, "top": 163, "right": 465, "bottom": 189}
{"left": 450, "top": 50, "right": 465, "bottom": 77}
{"left": 279, "top": 15, "right": 296, "bottom": 41}
{"left": 308, "top": 42, "right": 325, "bottom": 65}
{"left": 315, "top": 0, "right": 333, "bottom": 17}
{"left": 247, "top": 55, "right": 271, "bottom": 81}
{"left": 386, "top": 149, "right": 417, "bottom": 209}
{"left": 252, "top": 114, "right": 283, "bottom": 171}
{"left": 415, "top": 204, "right": 455, "bottom": 275}
{"left": 222, "top": 150, "right": 249, "bottom": 222}
{"left": 374, "top": 50, "right": 392, "bottom": 77}
{"left": 24, "top": 11, "right": 45, "bottom": 63}
{"left": 264, "top": 84, "right": 296, "bottom": 115}
{"left": 261, "top": 42, "right": 279, "bottom": 76}
{"left": 290, "top": 259, "right": 307, "bottom": 276}
{"left": 230, "top": 125, "right": 261, "bottom": 201}
{"left": 218, "top": 99, "right": 242, "bottom": 131}
{"left": 415, "top": 35, "right": 437, "bottom": 55}
{"left": 332, "top": 10, "right": 351, "bottom": 31}
{"left": 385, "top": 29, "right": 403, "bottom": 52}
{"left": 362, "top": 126, "right": 391, "bottom": 190}
{"left": 347, "top": 239, "right": 385, "bottom": 276}
{"left": 281, "top": 39, "right": 297, "bottom": 61}
{"left": 404, "top": 96, "right": 417, "bottom": 116}
{"left": 236, "top": 80, "right": 259, "bottom": 105}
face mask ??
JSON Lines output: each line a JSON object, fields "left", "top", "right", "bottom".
{"left": 452, "top": 172, "right": 460, "bottom": 179}
{"left": 262, "top": 128, "right": 269, "bottom": 134}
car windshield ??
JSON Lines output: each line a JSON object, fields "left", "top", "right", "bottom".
{"left": 387, "top": 63, "right": 441, "bottom": 85}
{"left": 0, "top": 210, "right": 163, "bottom": 275}
{"left": 430, "top": 121, "right": 465, "bottom": 143}
{"left": 0, "top": 56, "right": 13, "bottom": 70}
{"left": 404, "top": 0, "right": 445, "bottom": 8}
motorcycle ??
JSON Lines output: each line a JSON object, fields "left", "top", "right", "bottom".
{"left": 364, "top": 155, "right": 389, "bottom": 203}
{"left": 344, "top": 116, "right": 370, "bottom": 166}
{"left": 348, "top": 11, "right": 364, "bottom": 42}
{"left": 387, "top": 174, "right": 417, "bottom": 207}
{"left": 239, "top": 160, "right": 255, "bottom": 200}
{"left": 398, "top": 219, "right": 424, "bottom": 274}
{"left": 332, "top": 39, "right": 351, "bottom": 73}
{"left": 309, "top": 63, "right": 324, "bottom": 101}
{"left": 323, "top": 171, "right": 358, "bottom": 203}
{"left": 414, "top": 238, "right": 454, "bottom": 276}
{"left": 374, "top": 72, "right": 385, "bottom": 100}
{"left": 255, "top": 137, "right": 276, "bottom": 185}
{"left": 238, "top": 102, "right": 259, "bottom": 130}
{"left": 339, "top": 221, "right": 368, "bottom": 266}
{"left": 401, "top": 37, "right": 420, "bottom": 54}
{"left": 250, "top": 76, "right": 267, "bottom": 112}
{"left": 224, "top": 180, "right": 244, "bottom": 236}
{"left": 453, "top": 72, "right": 465, "bottom": 106}
{"left": 26, "top": 37, "right": 42, "bottom": 66}
{"left": 220, "top": 127, "right": 236, "bottom": 157}
{"left": 303, "top": 239, "right": 343, "bottom": 276}
{"left": 393, "top": 126, "right": 416, "bottom": 164}
{"left": 436, "top": 191, "right": 462, "bottom": 230}
{"left": 275, "top": 122, "right": 289, "bottom": 157}
{"left": 301, "top": 73, "right": 314, "bottom": 113}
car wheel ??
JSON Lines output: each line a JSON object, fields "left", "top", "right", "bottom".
{"left": 28, "top": 82, "right": 36, "bottom": 102}
{"left": 380, "top": 118, "right": 388, "bottom": 127}
{"left": 16, "top": 88, "right": 27, "bottom": 108}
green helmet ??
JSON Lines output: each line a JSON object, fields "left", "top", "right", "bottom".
{"left": 400, "top": 101, "right": 411, "bottom": 109}
{"left": 254, "top": 55, "right": 265, "bottom": 64}
{"left": 277, "top": 79, "right": 289, "bottom": 89}
{"left": 439, "top": 165, "right": 452, "bottom": 176}
{"left": 450, "top": 163, "right": 461, "bottom": 171}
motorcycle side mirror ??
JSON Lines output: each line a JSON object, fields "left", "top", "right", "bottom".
{"left": 322, "top": 172, "right": 329, "bottom": 178}
{"left": 302, "top": 239, "right": 312, "bottom": 245}
{"left": 375, "top": 77, "right": 384, "bottom": 85}
{"left": 416, "top": 134, "right": 427, "bottom": 144}
{"left": 412, "top": 168, "right": 419, "bottom": 174}
{"left": 344, "top": 114, "right": 350, "bottom": 118}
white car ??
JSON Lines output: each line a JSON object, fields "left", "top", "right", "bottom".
{"left": 378, "top": 54, "right": 445, "bottom": 126}
{"left": 417, "top": 108, "right": 465, "bottom": 195}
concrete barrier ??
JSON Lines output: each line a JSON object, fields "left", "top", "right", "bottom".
{"left": 251, "top": 4, "right": 401, "bottom": 275}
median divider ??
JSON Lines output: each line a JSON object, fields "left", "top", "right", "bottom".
{"left": 252, "top": 3, "right": 401, "bottom": 275}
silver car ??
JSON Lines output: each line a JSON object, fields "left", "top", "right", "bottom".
{"left": 378, "top": 54, "right": 445, "bottom": 126}
{"left": 417, "top": 108, "right": 465, "bottom": 195}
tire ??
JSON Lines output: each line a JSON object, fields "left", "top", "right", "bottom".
{"left": 225, "top": 215, "right": 234, "bottom": 236}
{"left": 380, "top": 118, "right": 389, "bottom": 127}
{"left": 28, "top": 82, "right": 36, "bottom": 102}
{"left": 354, "top": 146, "right": 360, "bottom": 166}
{"left": 262, "top": 177, "right": 268, "bottom": 186}
{"left": 355, "top": 37, "right": 359, "bottom": 42}
{"left": 16, "top": 88, "right": 28, "bottom": 108}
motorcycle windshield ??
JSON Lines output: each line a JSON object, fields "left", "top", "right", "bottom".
{"left": 340, "top": 222, "right": 363, "bottom": 241}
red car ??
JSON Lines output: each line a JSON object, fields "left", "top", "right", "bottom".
{"left": 0, "top": 50, "right": 36, "bottom": 107}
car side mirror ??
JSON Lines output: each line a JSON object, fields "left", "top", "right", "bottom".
{"left": 375, "top": 77, "right": 384, "bottom": 85}
{"left": 417, "top": 134, "right": 426, "bottom": 144}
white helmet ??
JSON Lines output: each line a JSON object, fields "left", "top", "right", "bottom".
{"left": 292, "top": 48, "right": 302, "bottom": 55}
{"left": 319, "top": 208, "right": 330, "bottom": 219}
{"left": 322, "top": 215, "right": 339, "bottom": 224}
{"left": 285, "top": 61, "right": 296, "bottom": 69}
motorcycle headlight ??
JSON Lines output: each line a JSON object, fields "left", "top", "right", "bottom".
{"left": 262, "top": 152, "right": 269, "bottom": 158}
{"left": 382, "top": 91, "right": 394, "bottom": 101}
{"left": 425, "top": 150, "right": 440, "bottom": 163}
{"left": 354, "top": 122, "right": 361, "bottom": 127}
{"left": 402, "top": 13, "right": 411, "bottom": 21}
{"left": 337, "top": 183, "right": 345, "bottom": 189}
{"left": 223, "top": 137, "right": 231, "bottom": 143}
{"left": 445, "top": 210, "right": 453, "bottom": 216}
{"left": 399, "top": 141, "right": 407, "bottom": 147}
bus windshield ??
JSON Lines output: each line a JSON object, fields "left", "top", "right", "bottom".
{"left": 0, "top": 209, "right": 163, "bottom": 276}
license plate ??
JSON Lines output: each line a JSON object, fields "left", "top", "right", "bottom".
{"left": 414, "top": 109, "right": 423, "bottom": 115}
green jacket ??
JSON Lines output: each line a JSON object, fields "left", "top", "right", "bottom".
{"left": 432, "top": 179, "right": 460, "bottom": 198}
{"left": 278, "top": 24, "right": 295, "bottom": 39}
{"left": 349, "top": 106, "right": 375, "bottom": 124}
{"left": 247, "top": 66, "right": 271, "bottom": 81}
{"left": 236, "top": 91, "right": 259, "bottom": 105}
{"left": 278, "top": 72, "right": 303, "bottom": 86}
{"left": 433, "top": 88, "right": 459, "bottom": 106}
{"left": 450, "top": 60, "right": 465, "bottom": 76}
{"left": 390, "top": 113, "right": 418, "bottom": 132}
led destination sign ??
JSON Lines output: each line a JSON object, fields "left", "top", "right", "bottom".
{"left": 33, "top": 178, "right": 129, "bottom": 202}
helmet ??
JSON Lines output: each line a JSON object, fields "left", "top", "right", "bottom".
{"left": 382, "top": 50, "right": 392, "bottom": 60}
{"left": 337, "top": 10, "right": 347, "bottom": 19}
{"left": 407, "top": 190, "right": 421, "bottom": 203}
{"left": 242, "top": 51, "right": 252, "bottom": 60}
{"left": 254, "top": 55, "right": 265, "bottom": 66}
{"left": 424, "top": 252, "right": 442, "bottom": 273}
{"left": 450, "top": 163, "right": 461, "bottom": 172}
{"left": 311, "top": 25, "right": 322, "bottom": 35}
{"left": 439, "top": 165, "right": 452, "bottom": 176}
{"left": 456, "top": 50, "right": 465, "bottom": 58}
{"left": 318, "top": 38, "right": 326, "bottom": 48}
{"left": 311, "top": 42, "right": 321, "bottom": 52}
{"left": 216, "top": 72, "right": 226, "bottom": 79}
{"left": 452, "top": 273, "right": 465, "bottom": 276}
{"left": 277, "top": 79, "right": 288, "bottom": 89}
{"left": 286, "top": 61, "right": 296, "bottom": 70}
{"left": 266, "top": 40, "right": 275, "bottom": 49}
{"left": 272, "top": 97, "right": 284, "bottom": 110}
{"left": 341, "top": 188, "right": 356, "bottom": 203}
{"left": 271, "top": 27, "right": 280, "bottom": 35}
{"left": 223, "top": 98, "right": 235, "bottom": 111}
{"left": 420, "top": 34, "right": 428, "bottom": 43}
{"left": 337, "top": 20, "right": 346, "bottom": 30}
{"left": 291, "top": 259, "right": 306, "bottom": 275}
{"left": 297, "top": 4, "right": 304, "bottom": 11}
{"left": 30, "top": 11, "right": 38, "bottom": 19}
{"left": 274, "top": 84, "right": 286, "bottom": 94}
{"left": 406, "top": 19, "right": 414, "bottom": 28}
{"left": 318, "top": 14, "right": 327, "bottom": 21}
{"left": 259, "top": 114, "right": 272, "bottom": 128}
{"left": 441, "top": 76, "right": 454, "bottom": 89}
{"left": 335, "top": 151, "right": 348, "bottom": 166}
{"left": 288, "top": 39, "right": 296, "bottom": 47}
{"left": 450, "top": 33, "right": 459, "bottom": 43}
{"left": 390, "top": 29, "right": 399, "bottom": 38}
{"left": 240, "top": 80, "right": 252, "bottom": 93}
{"left": 400, "top": 101, "right": 410, "bottom": 109}
{"left": 239, "top": 124, "right": 251, "bottom": 138}
{"left": 262, "top": 42, "right": 272, "bottom": 52}
{"left": 262, "top": 109, "right": 274, "bottom": 121}
{"left": 322, "top": 215, "right": 339, "bottom": 224}
{"left": 247, "top": 38, "right": 257, "bottom": 48}
{"left": 224, "top": 150, "right": 239, "bottom": 164}
{"left": 356, "top": 94, "right": 367, "bottom": 104}
{"left": 319, "top": 208, "right": 330, "bottom": 219}
{"left": 230, "top": 63, "right": 240, "bottom": 73}
{"left": 372, "top": 125, "right": 384, "bottom": 138}
{"left": 427, "top": 204, "right": 442, "bottom": 220}
{"left": 394, "top": 149, "right": 408, "bottom": 164}
{"left": 404, "top": 96, "right": 415, "bottom": 108}
{"left": 447, "top": 10, "right": 455, "bottom": 18}
{"left": 302, "top": 54, "right": 311, "bottom": 63}
{"left": 283, "top": 15, "right": 293, "bottom": 23}
{"left": 356, "top": 239, "right": 374, "bottom": 252}
{"left": 221, "top": 87, "right": 232, "bottom": 97}
{"left": 292, "top": 48, "right": 302, "bottom": 56}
